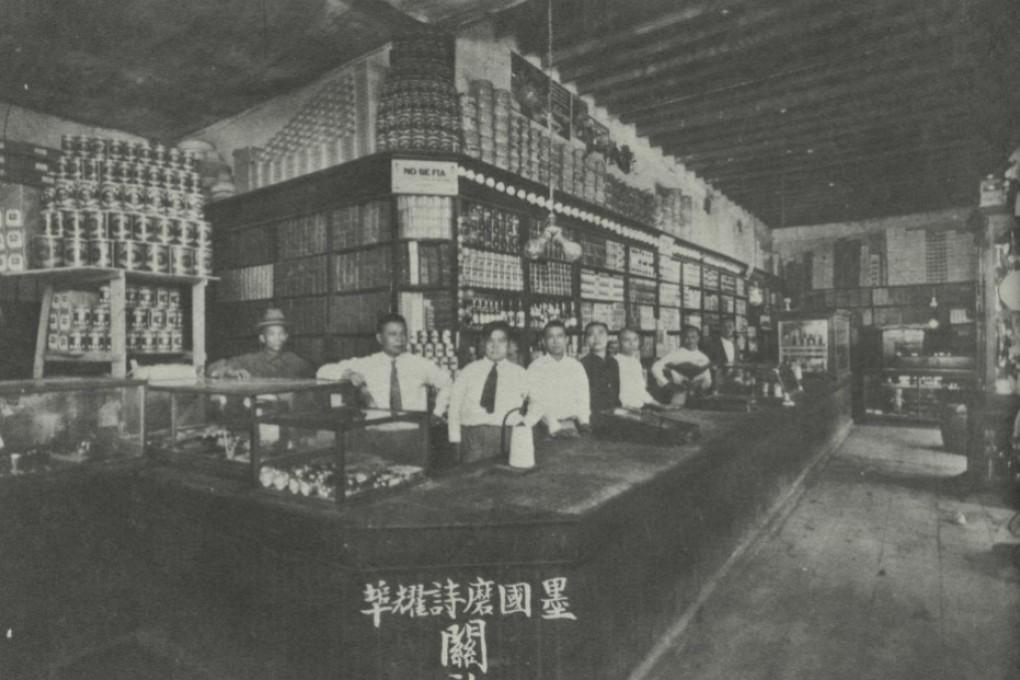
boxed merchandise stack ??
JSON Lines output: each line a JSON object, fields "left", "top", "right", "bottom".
{"left": 377, "top": 27, "right": 461, "bottom": 155}
{"left": 605, "top": 175, "right": 656, "bottom": 225}
{"left": 33, "top": 137, "right": 211, "bottom": 276}
{"left": 0, "top": 207, "right": 27, "bottom": 273}
{"left": 0, "top": 140, "right": 59, "bottom": 189}
{"left": 239, "top": 59, "right": 387, "bottom": 192}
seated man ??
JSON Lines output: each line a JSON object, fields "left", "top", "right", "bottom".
{"left": 447, "top": 322, "right": 537, "bottom": 463}
{"left": 651, "top": 325, "right": 712, "bottom": 406}
{"left": 207, "top": 308, "right": 313, "bottom": 379}
{"left": 702, "top": 318, "right": 741, "bottom": 367}
{"left": 617, "top": 327, "right": 664, "bottom": 411}
{"left": 526, "top": 320, "right": 590, "bottom": 438}
{"left": 579, "top": 321, "right": 621, "bottom": 414}
{"left": 317, "top": 313, "right": 451, "bottom": 418}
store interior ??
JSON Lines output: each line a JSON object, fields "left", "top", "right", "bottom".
{"left": 0, "top": 0, "right": 1018, "bottom": 678}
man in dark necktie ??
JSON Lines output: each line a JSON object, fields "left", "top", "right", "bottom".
{"left": 447, "top": 322, "right": 537, "bottom": 463}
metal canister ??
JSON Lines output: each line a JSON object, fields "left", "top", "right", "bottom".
{"left": 114, "top": 239, "right": 143, "bottom": 271}
{"left": 135, "top": 142, "right": 151, "bottom": 165}
{"left": 145, "top": 186, "right": 164, "bottom": 214}
{"left": 130, "top": 306, "right": 149, "bottom": 329}
{"left": 168, "top": 289, "right": 181, "bottom": 308}
{"left": 63, "top": 238, "right": 89, "bottom": 268}
{"left": 114, "top": 140, "right": 132, "bottom": 162}
{"left": 194, "top": 219, "right": 211, "bottom": 247}
{"left": 89, "top": 331, "right": 104, "bottom": 353}
{"left": 153, "top": 143, "right": 166, "bottom": 166}
{"left": 80, "top": 331, "right": 93, "bottom": 352}
{"left": 92, "top": 305, "right": 110, "bottom": 328}
{"left": 61, "top": 134, "right": 74, "bottom": 153}
{"left": 155, "top": 287, "right": 170, "bottom": 308}
{"left": 63, "top": 209, "right": 85, "bottom": 240}
{"left": 41, "top": 210, "right": 61, "bottom": 237}
{"left": 180, "top": 219, "right": 198, "bottom": 248}
{"left": 58, "top": 308, "right": 72, "bottom": 332}
{"left": 76, "top": 180, "right": 98, "bottom": 208}
{"left": 99, "top": 331, "right": 112, "bottom": 353}
{"left": 57, "top": 333, "right": 70, "bottom": 353}
{"left": 84, "top": 209, "right": 107, "bottom": 240}
{"left": 195, "top": 246, "right": 213, "bottom": 276}
{"left": 55, "top": 177, "right": 76, "bottom": 209}
{"left": 138, "top": 286, "right": 154, "bottom": 307}
{"left": 169, "top": 245, "right": 194, "bottom": 275}
{"left": 67, "top": 330, "right": 84, "bottom": 354}
{"left": 154, "top": 216, "right": 173, "bottom": 245}
{"left": 100, "top": 182, "right": 121, "bottom": 211}
{"left": 121, "top": 182, "right": 142, "bottom": 211}
{"left": 89, "top": 137, "right": 107, "bottom": 158}
{"left": 108, "top": 211, "right": 131, "bottom": 241}
{"left": 145, "top": 243, "right": 169, "bottom": 273}
{"left": 34, "top": 236, "right": 63, "bottom": 269}
{"left": 47, "top": 309, "right": 59, "bottom": 331}
{"left": 171, "top": 330, "right": 184, "bottom": 353}
{"left": 167, "top": 147, "right": 182, "bottom": 170}
{"left": 82, "top": 157, "right": 100, "bottom": 182}
{"left": 124, "top": 285, "right": 138, "bottom": 307}
{"left": 145, "top": 164, "right": 162, "bottom": 187}
{"left": 48, "top": 332, "right": 60, "bottom": 352}
{"left": 149, "top": 307, "right": 167, "bottom": 329}
{"left": 131, "top": 213, "right": 151, "bottom": 242}
{"left": 156, "top": 330, "right": 172, "bottom": 353}
{"left": 72, "top": 305, "right": 90, "bottom": 328}
{"left": 168, "top": 308, "right": 183, "bottom": 329}
{"left": 139, "top": 330, "right": 156, "bottom": 353}
{"left": 166, "top": 190, "right": 184, "bottom": 217}
{"left": 89, "top": 239, "right": 113, "bottom": 268}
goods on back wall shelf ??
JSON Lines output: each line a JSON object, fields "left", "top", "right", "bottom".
{"left": 377, "top": 28, "right": 461, "bottom": 154}
{"left": 398, "top": 241, "right": 455, "bottom": 287}
{"left": 0, "top": 207, "right": 27, "bottom": 273}
{"left": 407, "top": 330, "right": 459, "bottom": 380}
{"left": 333, "top": 200, "right": 392, "bottom": 250}
{"left": 581, "top": 269, "right": 625, "bottom": 302}
{"left": 529, "top": 261, "right": 573, "bottom": 297}
{"left": 528, "top": 300, "right": 578, "bottom": 331}
{"left": 578, "top": 231, "right": 627, "bottom": 271}
{"left": 581, "top": 301, "right": 626, "bottom": 331}
{"left": 459, "top": 291, "right": 525, "bottom": 330}
{"left": 659, "top": 283, "right": 681, "bottom": 308}
{"left": 659, "top": 306, "right": 681, "bottom": 332}
{"left": 333, "top": 247, "right": 393, "bottom": 291}
{"left": 398, "top": 196, "right": 454, "bottom": 240}
{"left": 458, "top": 248, "right": 524, "bottom": 290}
{"left": 32, "top": 137, "right": 212, "bottom": 276}
{"left": 629, "top": 278, "right": 657, "bottom": 305}
{"left": 459, "top": 201, "right": 524, "bottom": 254}
{"left": 628, "top": 247, "right": 656, "bottom": 278}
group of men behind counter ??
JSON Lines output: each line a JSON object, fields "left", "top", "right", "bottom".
{"left": 208, "top": 308, "right": 743, "bottom": 463}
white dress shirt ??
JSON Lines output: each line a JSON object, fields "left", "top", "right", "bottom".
{"left": 721, "top": 338, "right": 736, "bottom": 364}
{"left": 526, "top": 354, "right": 590, "bottom": 425}
{"left": 617, "top": 354, "right": 657, "bottom": 410}
{"left": 317, "top": 351, "right": 451, "bottom": 416}
{"left": 651, "top": 347, "right": 712, "bottom": 386}
{"left": 447, "top": 358, "right": 537, "bottom": 443}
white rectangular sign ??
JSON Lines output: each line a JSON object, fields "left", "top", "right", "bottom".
{"left": 391, "top": 159, "right": 459, "bottom": 196}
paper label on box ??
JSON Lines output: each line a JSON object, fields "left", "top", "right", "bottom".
{"left": 391, "top": 160, "right": 458, "bottom": 196}
{"left": 4, "top": 209, "right": 23, "bottom": 227}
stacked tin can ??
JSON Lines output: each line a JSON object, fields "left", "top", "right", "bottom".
{"left": 47, "top": 287, "right": 112, "bottom": 355}
{"left": 376, "top": 27, "right": 462, "bottom": 153}
{"left": 124, "top": 284, "right": 185, "bottom": 354}
{"left": 34, "top": 137, "right": 213, "bottom": 277}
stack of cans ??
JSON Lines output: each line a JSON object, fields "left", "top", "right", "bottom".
{"left": 33, "top": 137, "right": 213, "bottom": 277}
{"left": 375, "top": 27, "right": 462, "bottom": 154}
{"left": 124, "top": 285, "right": 185, "bottom": 354}
{"left": 46, "top": 287, "right": 111, "bottom": 355}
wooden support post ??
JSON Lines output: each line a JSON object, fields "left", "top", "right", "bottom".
{"left": 192, "top": 279, "right": 207, "bottom": 374}
{"left": 32, "top": 284, "right": 54, "bottom": 379}
{"left": 109, "top": 272, "right": 127, "bottom": 378}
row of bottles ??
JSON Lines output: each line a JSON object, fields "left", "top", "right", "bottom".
{"left": 528, "top": 301, "right": 579, "bottom": 331}
{"left": 460, "top": 293, "right": 526, "bottom": 329}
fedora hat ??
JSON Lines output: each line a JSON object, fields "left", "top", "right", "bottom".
{"left": 256, "top": 308, "right": 290, "bottom": 332}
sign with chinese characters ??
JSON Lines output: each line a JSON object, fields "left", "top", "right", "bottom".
{"left": 391, "top": 159, "right": 459, "bottom": 196}
{"left": 362, "top": 576, "right": 577, "bottom": 679}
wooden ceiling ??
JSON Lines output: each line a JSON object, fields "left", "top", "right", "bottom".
{"left": 503, "top": 0, "right": 1020, "bottom": 226}
{"left": 1, "top": 0, "right": 1017, "bottom": 227}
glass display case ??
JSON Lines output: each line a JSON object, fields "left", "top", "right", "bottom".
{"left": 778, "top": 310, "right": 851, "bottom": 377}
{"left": 862, "top": 369, "right": 978, "bottom": 422}
{"left": 145, "top": 378, "right": 348, "bottom": 479}
{"left": 0, "top": 379, "right": 145, "bottom": 478}
{"left": 252, "top": 407, "right": 432, "bottom": 505}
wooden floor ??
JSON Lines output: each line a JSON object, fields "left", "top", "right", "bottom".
{"left": 642, "top": 425, "right": 1020, "bottom": 680}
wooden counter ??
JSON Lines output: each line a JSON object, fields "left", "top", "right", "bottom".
{"left": 123, "top": 378, "right": 852, "bottom": 680}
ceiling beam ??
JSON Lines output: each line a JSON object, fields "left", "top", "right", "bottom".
{"left": 570, "top": 0, "right": 927, "bottom": 96}
{"left": 630, "top": 63, "right": 972, "bottom": 138}
{"left": 558, "top": 0, "right": 832, "bottom": 82}
{"left": 649, "top": 94, "right": 978, "bottom": 155}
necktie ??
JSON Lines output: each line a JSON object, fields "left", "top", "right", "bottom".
{"left": 479, "top": 362, "right": 498, "bottom": 414}
{"left": 389, "top": 358, "right": 402, "bottom": 411}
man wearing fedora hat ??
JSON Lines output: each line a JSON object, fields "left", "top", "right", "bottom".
{"left": 207, "top": 308, "right": 313, "bottom": 380}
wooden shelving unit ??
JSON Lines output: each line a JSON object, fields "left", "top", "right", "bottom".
{"left": 1, "top": 267, "right": 212, "bottom": 379}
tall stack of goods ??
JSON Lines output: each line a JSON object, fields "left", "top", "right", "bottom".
{"left": 33, "top": 137, "right": 212, "bottom": 276}
{"left": 376, "top": 27, "right": 461, "bottom": 153}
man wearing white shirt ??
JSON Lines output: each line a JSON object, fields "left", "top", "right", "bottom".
{"left": 316, "top": 314, "right": 451, "bottom": 417}
{"left": 651, "top": 325, "right": 712, "bottom": 405}
{"left": 527, "top": 320, "right": 591, "bottom": 438}
{"left": 617, "top": 328, "right": 662, "bottom": 410}
{"left": 448, "top": 322, "right": 537, "bottom": 462}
